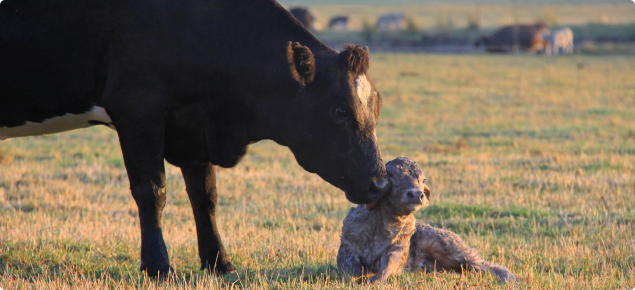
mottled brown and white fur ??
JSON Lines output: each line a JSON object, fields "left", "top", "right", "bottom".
{"left": 337, "top": 157, "right": 430, "bottom": 283}
{"left": 337, "top": 157, "right": 517, "bottom": 283}
{"left": 406, "top": 221, "right": 517, "bottom": 283}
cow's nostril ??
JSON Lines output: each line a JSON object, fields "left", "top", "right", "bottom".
{"left": 420, "top": 193, "right": 425, "bottom": 200}
{"left": 407, "top": 191, "right": 414, "bottom": 198}
{"left": 369, "top": 177, "right": 392, "bottom": 200}
{"left": 372, "top": 178, "right": 390, "bottom": 191}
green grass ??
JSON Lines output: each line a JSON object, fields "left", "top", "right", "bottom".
{"left": 1, "top": 54, "right": 634, "bottom": 289}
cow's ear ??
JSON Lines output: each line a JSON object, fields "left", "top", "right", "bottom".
{"left": 339, "top": 44, "right": 369, "bottom": 75}
{"left": 423, "top": 184, "right": 431, "bottom": 200}
{"left": 286, "top": 41, "right": 315, "bottom": 86}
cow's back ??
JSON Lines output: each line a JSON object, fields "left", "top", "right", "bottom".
{"left": 0, "top": 0, "right": 110, "bottom": 127}
{"left": 0, "top": 0, "right": 327, "bottom": 138}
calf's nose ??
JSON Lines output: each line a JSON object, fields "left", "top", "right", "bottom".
{"left": 406, "top": 189, "right": 424, "bottom": 204}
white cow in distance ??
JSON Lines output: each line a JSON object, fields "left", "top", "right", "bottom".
{"left": 544, "top": 27, "right": 574, "bottom": 55}
{"left": 376, "top": 13, "right": 406, "bottom": 30}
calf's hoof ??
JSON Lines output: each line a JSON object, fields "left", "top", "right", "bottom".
{"left": 140, "top": 261, "right": 174, "bottom": 277}
{"left": 367, "top": 275, "right": 384, "bottom": 284}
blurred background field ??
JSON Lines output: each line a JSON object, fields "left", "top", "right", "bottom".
{"left": 2, "top": 0, "right": 635, "bottom": 288}
{"left": 1, "top": 53, "right": 634, "bottom": 289}
{"left": 281, "top": 0, "right": 635, "bottom": 54}
{"left": 296, "top": 3, "right": 635, "bottom": 31}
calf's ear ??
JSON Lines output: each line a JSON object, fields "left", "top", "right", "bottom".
{"left": 423, "top": 184, "right": 431, "bottom": 200}
{"left": 286, "top": 41, "right": 316, "bottom": 87}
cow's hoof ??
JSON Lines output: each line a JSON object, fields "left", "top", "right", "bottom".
{"left": 140, "top": 261, "right": 174, "bottom": 277}
{"left": 206, "top": 260, "right": 236, "bottom": 274}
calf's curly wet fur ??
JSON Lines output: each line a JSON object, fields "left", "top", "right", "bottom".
{"left": 337, "top": 157, "right": 517, "bottom": 283}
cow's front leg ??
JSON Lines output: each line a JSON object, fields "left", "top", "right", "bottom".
{"left": 113, "top": 111, "right": 172, "bottom": 277}
{"left": 181, "top": 162, "right": 236, "bottom": 274}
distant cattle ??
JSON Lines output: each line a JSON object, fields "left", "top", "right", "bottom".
{"left": 376, "top": 13, "right": 406, "bottom": 30}
{"left": 289, "top": 7, "right": 316, "bottom": 31}
{"left": 544, "top": 28, "right": 573, "bottom": 55}
{"left": 475, "top": 23, "right": 550, "bottom": 53}
{"left": 328, "top": 16, "right": 349, "bottom": 30}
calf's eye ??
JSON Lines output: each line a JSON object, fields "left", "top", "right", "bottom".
{"left": 334, "top": 108, "right": 349, "bottom": 119}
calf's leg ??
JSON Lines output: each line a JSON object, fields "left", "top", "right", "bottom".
{"left": 337, "top": 246, "right": 365, "bottom": 277}
{"left": 181, "top": 162, "right": 235, "bottom": 274}
{"left": 369, "top": 247, "right": 407, "bottom": 283}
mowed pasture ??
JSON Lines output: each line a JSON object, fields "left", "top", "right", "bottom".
{"left": 1, "top": 54, "right": 634, "bottom": 289}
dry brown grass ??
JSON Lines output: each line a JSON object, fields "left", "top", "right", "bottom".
{"left": 1, "top": 54, "right": 634, "bottom": 289}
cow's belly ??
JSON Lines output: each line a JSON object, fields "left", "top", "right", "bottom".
{"left": 0, "top": 106, "right": 115, "bottom": 140}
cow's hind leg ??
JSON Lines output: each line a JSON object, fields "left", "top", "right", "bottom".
{"left": 181, "top": 162, "right": 236, "bottom": 274}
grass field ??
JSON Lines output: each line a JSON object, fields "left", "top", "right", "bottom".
{"left": 1, "top": 54, "right": 635, "bottom": 289}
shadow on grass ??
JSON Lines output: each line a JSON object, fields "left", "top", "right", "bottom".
{"left": 0, "top": 261, "right": 351, "bottom": 288}
{"left": 219, "top": 263, "right": 351, "bottom": 287}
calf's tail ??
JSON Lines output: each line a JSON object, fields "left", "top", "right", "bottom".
{"left": 481, "top": 262, "right": 517, "bottom": 283}
{"left": 467, "top": 257, "right": 518, "bottom": 283}
{"left": 460, "top": 249, "right": 517, "bottom": 283}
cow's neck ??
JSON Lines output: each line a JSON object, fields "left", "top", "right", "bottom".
{"left": 197, "top": 0, "right": 333, "bottom": 89}
{"left": 164, "top": 0, "right": 337, "bottom": 161}
{"left": 196, "top": 0, "right": 335, "bottom": 143}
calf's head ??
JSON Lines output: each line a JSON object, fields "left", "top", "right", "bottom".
{"left": 383, "top": 157, "right": 430, "bottom": 215}
{"left": 279, "top": 43, "right": 390, "bottom": 204}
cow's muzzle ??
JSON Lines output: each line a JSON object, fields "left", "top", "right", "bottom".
{"left": 346, "top": 176, "right": 391, "bottom": 205}
{"left": 370, "top": 177, "right": 391, "bottom": 199}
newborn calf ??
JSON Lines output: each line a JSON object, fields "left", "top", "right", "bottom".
{"left": 337, "top": 157, "right": 428, "bottom": 283}
{"left": 337, "top": 157, "right": 516, "bottom": 283}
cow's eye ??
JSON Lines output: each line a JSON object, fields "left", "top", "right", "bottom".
{"left": 334, "top": 108, "right": 349, "bottom": 119}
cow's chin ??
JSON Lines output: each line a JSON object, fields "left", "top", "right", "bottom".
{"left": 288, "top": 147, "right": 390, "bottom": 205}
{"left": 289, "top": 148, "right": 316, "bottom": 174}
{"left": 344, "top": 185, "right": 385, "bottom": 205}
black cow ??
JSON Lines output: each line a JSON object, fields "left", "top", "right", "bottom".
{"left": 0, "top": 0, "right": 391, "bottom": 276}
{"left": 475, "top": 23, "right": 550, "bottom": 53}
{"left": 289, "top": 7, "right": 315, "bottom": 31}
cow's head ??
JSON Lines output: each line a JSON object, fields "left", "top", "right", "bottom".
{"left": 277, "top": 42, "right": 390, "bottom": 205}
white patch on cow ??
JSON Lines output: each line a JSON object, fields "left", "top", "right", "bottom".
{"left": 355, "top": 74, "right": 372, "bottom": 113}
{"left": 0, "top": 106, "right": 114, "bottom": 141}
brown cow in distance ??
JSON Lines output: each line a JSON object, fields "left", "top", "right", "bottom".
{"left": 475, "top": 22, "right": 550, "bottom": 53}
